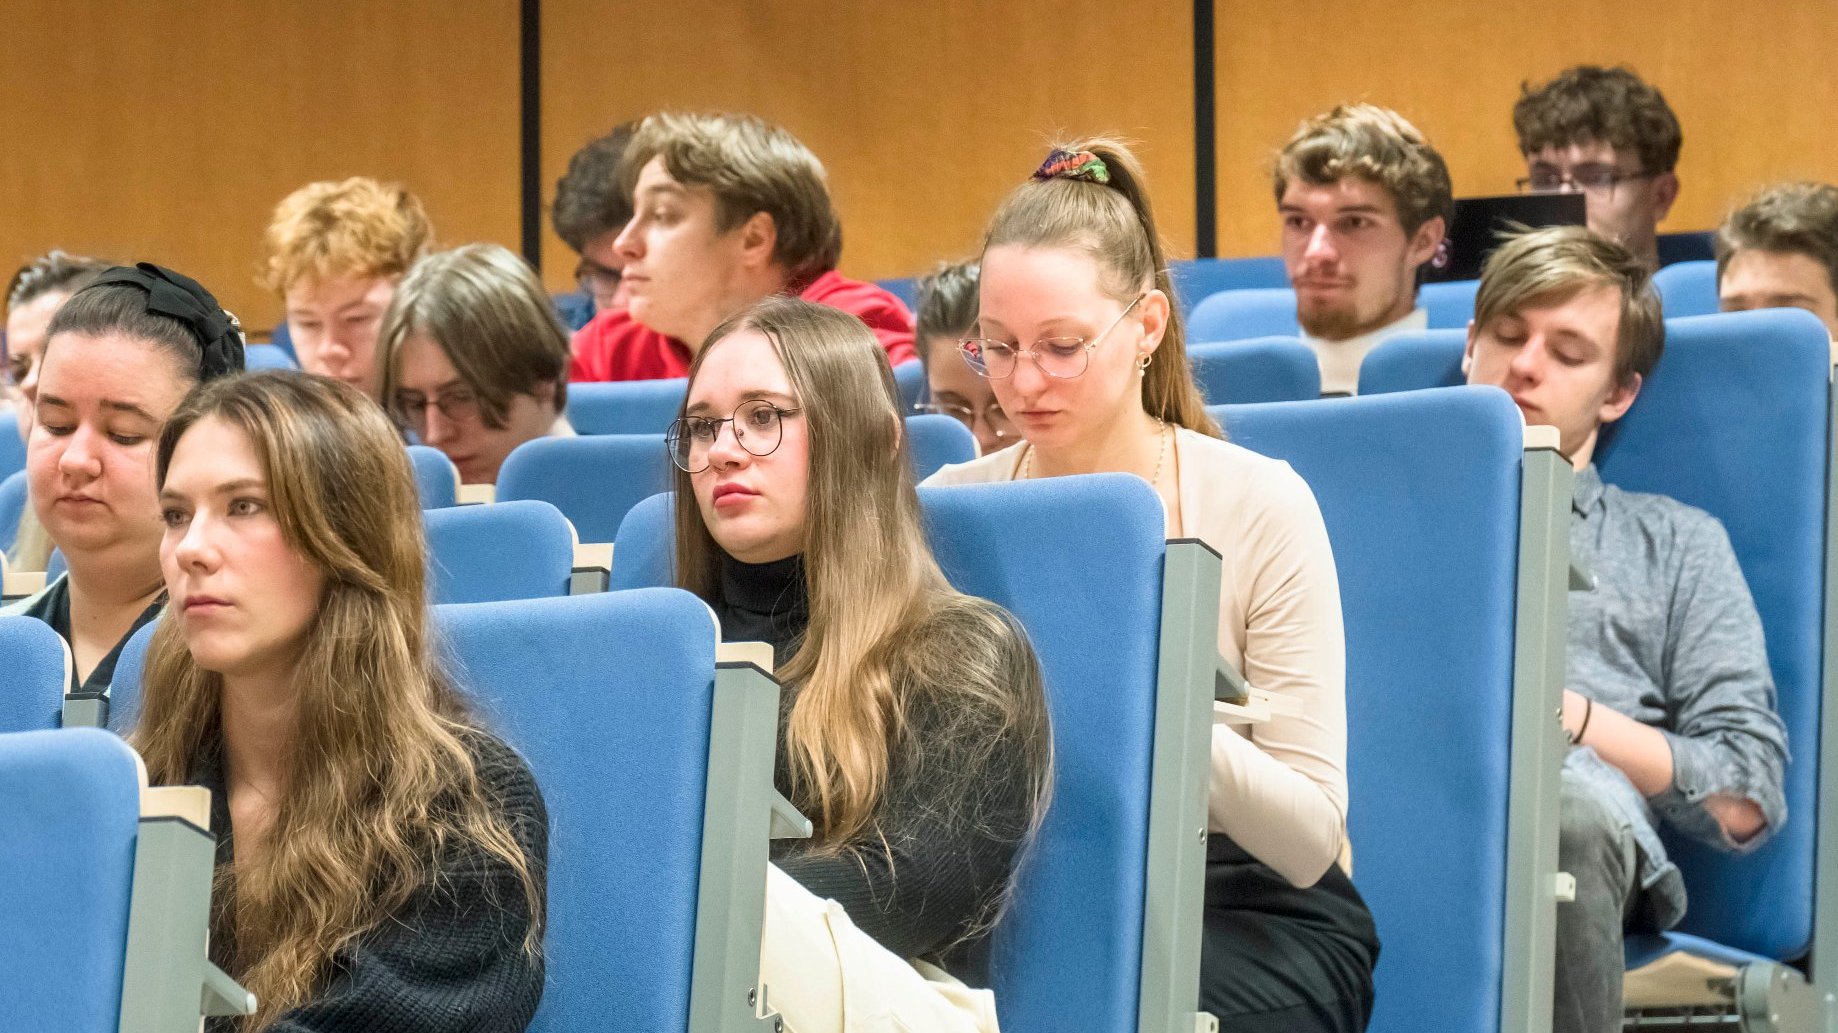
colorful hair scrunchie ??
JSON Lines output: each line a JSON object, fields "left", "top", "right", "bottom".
{"left": 1033, "top": 149, "right": 1111, "bottom": 185}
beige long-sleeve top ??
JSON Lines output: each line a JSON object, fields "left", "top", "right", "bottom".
{"left": 923, "top": 428, "right": 1349, "bottom": 887}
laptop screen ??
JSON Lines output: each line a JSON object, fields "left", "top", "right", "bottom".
{"left": 1423, "top": 193, "right": 1588, "bottom": 283}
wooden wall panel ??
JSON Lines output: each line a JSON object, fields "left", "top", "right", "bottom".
{"left": 1212, "top": 0, "right": 1838, "bottom": 259}
{"left": 0, "top": 1, "right": 520, "bottom": 329}
{"left": 541, "top": 0, "right": 1197, "bottom": 294}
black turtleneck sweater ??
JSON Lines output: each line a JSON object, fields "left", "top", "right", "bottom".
{"left": 711, "top": 555, "right": 1042, "bottom": 980}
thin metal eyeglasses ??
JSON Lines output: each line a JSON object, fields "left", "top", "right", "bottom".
{"left": 667, "top": 398, "right": 802, "bottom": 473}
{"left": 912, "top": 400, "right": 1015, "bottom": 441}
{"left": 959, "top": 293, "right": 1145, "bottom": 380}
{"left": 392, "top": 387, "right": 482, "bottom": 434}
{"left": 1515, "top": 163, "right": 1652, "bottom": 199}
{"left": 574, "top": 258, "right": 622, "bottom": 295}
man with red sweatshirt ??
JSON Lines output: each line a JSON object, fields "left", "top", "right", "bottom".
{"left": 570, "top": 112, "right": 915, "bottom": 381}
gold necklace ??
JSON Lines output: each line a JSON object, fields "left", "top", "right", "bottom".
{"left": 1021, "top": 418, "right": 1169, "bottom": 487}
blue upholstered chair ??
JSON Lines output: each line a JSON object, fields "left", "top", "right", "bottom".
{"left": 496, "top": 434, "right": 671, "bottom": 545}
{"left": 566, "top": 379, "right": 687, "bottom": 436}
{"left": 1597, "top": 311, "right": 1831, "bottom": 1022}
{"left": 407, "top": 445, "right": 459, "bottom": 509}
{"left": 1188, "top": 287, "right": 1301, "bottom": 342}
{"left": 0, "top": 469, "right": 27, "bottom": 555}
{"left": 1654, "top": 260, "right": 1719, "bottom": 318}
{"left": 0, "top": 727, "right": 251, "bottom": 1029}
{"left": 1421, "top": 278, "right": 1481, "bottom": 328}
{"left": 1215, "top": 387, "right": 1570, "bottom": 1033}
{"left": 892, "top": 358, "right": 926, "bottom": 412}
{"left": 1169, "top": 256, "right": 1290, "bottom": 315}
{"left": 1356, "top": 328, "right": 1467, "bottom": 396}
{"left": 0, "top": 412, "right": 23, "bottom": 482}
{"left": 906, "top": 413, "right": 977, "bottom": 479}
{"left": 613, "top": 476, "right": 1220, "bottom": 1033}
{"left": 1657, "top": 231, "right": 1716, "bottom": 267}
{"left": 1189, "top": 337, "right": 1321, "bottom": 403}
{"left": 424, "top": 499, "right": 575, "bottom": 604}
{"left": 436, "top": 588, "right": 789, "bottom": 1032}
{"left": 243, "top": 344, "right": 297, "bottom": 371}
{"left": 0, "top": 614, "right": 70, "bottom": 733}
{"left": 876, "top": 276, "right": 921, "bottom": 310}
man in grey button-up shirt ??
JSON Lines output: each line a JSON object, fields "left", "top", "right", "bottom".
{"left": 1464, "top": 226, "right": 1789, "bottom": 1033}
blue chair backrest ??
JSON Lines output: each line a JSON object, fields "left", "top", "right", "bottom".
{"left": 436, "top": 589, "right": 718, "bottom": 1033}
{"left": 1658, "top": 231, "right": 1716, "bottom": 267}
{"left": 267, "top": 320, "right": 297, "bottom": 360}
{"left": 906, "top": 413, "right": 976, "bottom": 480}
{"left": 876, "top": 276, "right": 921, "bottom": 309}
{"left": 1215, "top": 388, "right": 1527, "bottom": 1033}
{"left": 1357, "top": 328, "right": 1467, "bottom": 396}
{"left": 47, "top": 548, "right": 65, "bottom": 582}
{"left": 0, "top": 469, "right": 27, "bottom": 555}
{"left": 107, "top": 621, "right": 157, "bottom": 735}
{"left": 924, "top": 476, "right": 1168, "bottom": 1033}
{"left": 1189, "top": 287, "right": 1300, "bottom": 342}
{"left": 1655, "top": 260, "right": 1719, "bottom": 318}
{"left": 407, "top": 445, "right": 459, "bottom": 508}
{"left": 496, "top": 434, "right": 671, "bottom": 545}
{"left": 1595, "top": 310, "right": 1827, "bottom": 960}
{"left": 0, "top": 412, "right": 23, "bottom": 482}
{"left": 1189, "top": 337, "right": 1321, "bottom": 403}
{"left": 243, "top": 344, "right": 298, "bottom": 371}
{"left": 0, "top": 615, "right": 68, "bottom": 733}
{"left": 424, "top": 499, "right": 575, "bottom": 604}
{"left": 1169, "top": 256, "right": 1290, "bottom": 315}
{"left": 567, "top": 379, "right": 687, "bottom": 436}
{"left": 0, "top": 727, "right": 143, "bottom": 1030}
{"left": 892, "top": 358, "right": 926, "bottom": 411}
{"left": 611, "top": 476, "right": 1173, "bottom": 1033}
{"left": 1421, "top": 279, "right": 1481, "bottom": 328}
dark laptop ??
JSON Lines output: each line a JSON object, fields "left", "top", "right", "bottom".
{"left": 1423, "top": 193, "right": 1587, "bottom": 283}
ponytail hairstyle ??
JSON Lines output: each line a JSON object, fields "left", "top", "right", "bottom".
{"left": 984, "top": 138, "right": 1220, "bottom": 437}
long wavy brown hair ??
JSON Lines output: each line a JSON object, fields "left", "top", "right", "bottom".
{"left": 672, "top": 298, "right": 1053, "bottom": 858}
{"left": 131, "top": 371, "right": 540, "bottom": 1029}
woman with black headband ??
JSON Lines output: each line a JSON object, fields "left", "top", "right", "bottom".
{"left": 3, "top": 263, "right": 244, "bottom": 695}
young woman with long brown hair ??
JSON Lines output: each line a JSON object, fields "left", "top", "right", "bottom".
{"left": 668, "top": 296, "right": 1051, "bottom": 1031}
{"left": 924, "top": 141, "right": 1379, "bottom": 1032}
{"left": 138, "top": 371, "right": 546, "bottom": 1031}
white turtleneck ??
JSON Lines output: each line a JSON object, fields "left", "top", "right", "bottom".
{"left": 1305, "top": 306, "right": 1429, "bottom": 396}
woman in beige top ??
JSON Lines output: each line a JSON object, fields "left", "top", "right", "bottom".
{"left": 921, "top": 140, "right": 1378, "bottom": 1033}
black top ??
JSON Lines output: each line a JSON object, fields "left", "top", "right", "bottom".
{"left": 712, "top": 555, "right": 1040, "bottom": 981}
{"left": 15, "top": 574, "right": 161, "bottom": 696}
{"left": 191, "top": 728, "right": 548, "bottom": 1033}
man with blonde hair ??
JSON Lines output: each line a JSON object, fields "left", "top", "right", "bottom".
{"left": 260, "top": 177, "right": 433, "bottom": 400}
{"left": 569, "top": 112, "right": 914, "bottom": 382}
{"left": 1514, "top": 66, "right": 1682, "bottom": 271}
{"left": 1717, "top": 182, "right": 1838, "bottom": 340}
{"left": 1273, "top": 103, "right": 1451, "bottom": 394}
{"left": 1464, "top": 226, "right": 1786, "bottom": 1033}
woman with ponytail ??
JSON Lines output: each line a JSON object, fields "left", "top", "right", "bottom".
{"left": 143, "top": 371, "right": 545, "bottom": 1031}
{"left": 669, "top": 295, "right": 1051, "bottom": 1032}
{"left": 924, "top": 140, "right": 1379, "bottom": 1032}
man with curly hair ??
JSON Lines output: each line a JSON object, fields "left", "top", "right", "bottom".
{"left": 1514, "top": 66, "right": 1683, "bottom": 271}
{"left": 1272, "top": 104, "right": 1452, "bottom": 394}
{"left": 551, "top": 123, "right": 635, "bottom": 331}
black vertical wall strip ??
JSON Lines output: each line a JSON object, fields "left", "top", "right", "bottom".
{"left": 519, "top": 0, "right": 542, "bottom": 268}
{"left": 1192, "top": 0, "right": 1217, "bottom": 257}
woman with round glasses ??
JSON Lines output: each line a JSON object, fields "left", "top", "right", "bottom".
{"left": 910, "top": 260, "right": 1015, "bottom": 456}
{"left": 377, "top": 244, "right": 573, "bottom": 485}
{"left": 923, "top": 141, "right": 1378, "bottom": 1033}
{"left": 667, "top": 295, "right": 1051, "bottom": 1032}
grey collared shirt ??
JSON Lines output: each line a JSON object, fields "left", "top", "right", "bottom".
{"left": 1564, "top": 463, "right": 1789, "bottom": 928}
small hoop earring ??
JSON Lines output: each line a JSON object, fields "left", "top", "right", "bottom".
{"left": 1138, "top": 353, "right": 1153, "bottom": 372}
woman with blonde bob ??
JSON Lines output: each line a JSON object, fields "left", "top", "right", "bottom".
{"left": 924, "top": 141, "right": 1379, "bottom": 1032}
{"left": 136, "top": 371, "right": 546, "bottom": 1032}
{"left": 669, "top": 296, "right": 1051, "bottom": 1031}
